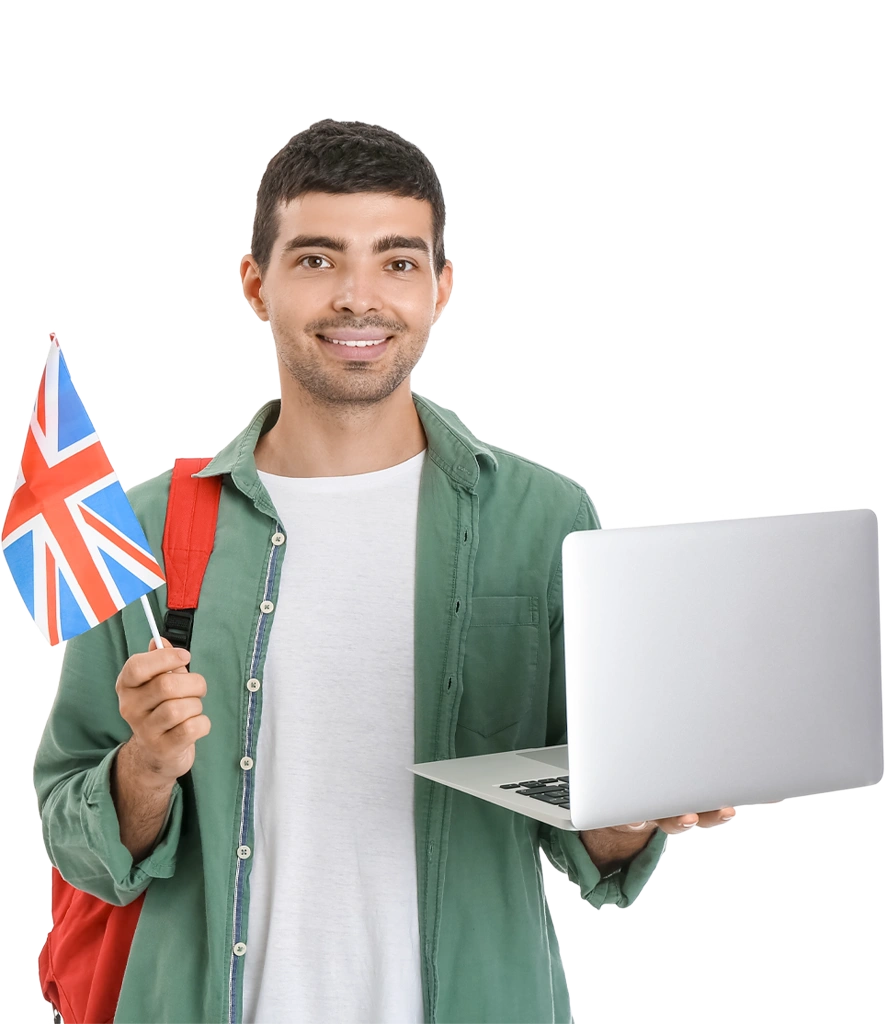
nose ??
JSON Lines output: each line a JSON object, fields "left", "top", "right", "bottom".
{"left": 331, "top": 264, "right": 383, "bottom": 317}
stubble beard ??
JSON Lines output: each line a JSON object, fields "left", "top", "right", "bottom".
{"left": 269, "top": 313, "right": 431, "bottom": 410}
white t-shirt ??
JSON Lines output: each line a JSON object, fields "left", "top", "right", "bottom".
{"left": 241, "top": 450, "right": 427, "bottom": 1024}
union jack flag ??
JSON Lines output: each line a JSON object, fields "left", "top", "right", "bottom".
{"left": 2, "top": 333, "right": 165, "bottom": 645}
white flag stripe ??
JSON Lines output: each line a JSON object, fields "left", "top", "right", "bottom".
{"left": 30, "top": 518, "right": 51, "bottom": 644}
{"left": 44, "top": 341, "right": 59, "bottom": 460}
{"left": 44, "top": 527, "right": 103, "bottom": 631}
{"left": 37, "top": 423, "right": 107, "bottom": 468}
{"left": 66, "top": 471, "right": 164, "bottom": 585}
{"left": 65, "top": 496, "right": 164, "bottom": 595}
{"left": 29, "top": 406, "right": 99, "bottom": 469}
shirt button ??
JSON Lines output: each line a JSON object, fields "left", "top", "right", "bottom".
{"left": 233, "top": 942, "right": 247, "bottom": 956}
{"left": 246, "top": 678, "right": 261, "bottom": 692}
{"left": 260, "top": 600, "right": 274, "bottom": 614}
{"left": 240, "top": 756, "right": 254, "bottom": 770}
{"left": 271, "top": 532, "right": 286, "bottom": 546}
{"left": 237, "top": 845, "right": 251, "bottom": 859}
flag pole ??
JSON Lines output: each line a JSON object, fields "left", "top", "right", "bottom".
{"left": 140, "top": 594, "right": 166, "bottom": 650}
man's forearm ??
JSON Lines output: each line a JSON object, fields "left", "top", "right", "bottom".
{"left": 110, "top": 739, "right": 177, "bottom": 862}
{"left": 579, "top": 825, "right": 658, "bottom": 875}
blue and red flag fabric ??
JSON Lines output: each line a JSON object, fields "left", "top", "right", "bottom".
{"left": 2, "top": 333, "right": 165, "bottom": 645}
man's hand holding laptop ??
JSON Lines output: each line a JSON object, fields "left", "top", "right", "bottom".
{"left": 581, "top": 799, "right": 782, "bottom": 874}
{"left": 621, "top": 805, "right": 737, "bottom": 834}
{"left": 614, "top": 794, "right": 786, "bottom": 835}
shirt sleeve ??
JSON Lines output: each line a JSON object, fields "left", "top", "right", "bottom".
{"left": 538, "top": 486, "right": 668, "bottom": 908}
{"left": 33, "top": 592, "right": 184, "bottom": 907}
{"left": 538, "top": 820, "right": 668, "bottom": 909}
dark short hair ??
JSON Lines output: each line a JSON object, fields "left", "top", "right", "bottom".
{"left": 251, "top": 119, "right": 446, "bottom": 279}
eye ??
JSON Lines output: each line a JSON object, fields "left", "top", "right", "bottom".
{"left": 387, "top": 259, "right": 417, "bottom": 273}
{"left": 298, "top": 255, "right": 332, "bottom": 269}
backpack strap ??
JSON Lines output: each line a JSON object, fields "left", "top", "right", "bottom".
{"left": 162, "top": 458, "right": 222, "bottom": 650}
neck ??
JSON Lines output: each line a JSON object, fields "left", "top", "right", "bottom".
{"left": 254, "top": 378, "right": 427, "bottom": 478}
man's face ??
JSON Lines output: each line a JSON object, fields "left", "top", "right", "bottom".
{"left": 241, "top": 191, "right": 453, "bottom": 408}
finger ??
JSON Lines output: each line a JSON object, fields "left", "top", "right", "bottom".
{"left": 655, "top": 804, "right": 739, "bottom": 833}
{"left": 137, "top": 667, "right": 206, "bottom": 716}
{"left": 152, "top": 696, "right": 205, "bottom": 734}
{"left": 119, "top": 646, "right": 191, "bottom": 687}
{"left": 149, "top": 638, "right": 182, "bottom": 655}
{"left": 148, "top": 637, "right": 191, "bottom": 674}
{"left": 654, "top": 813, "right": 700, "bottom": 834}
{"left": 695, "top": 807, "right": 736, "bottom": 828}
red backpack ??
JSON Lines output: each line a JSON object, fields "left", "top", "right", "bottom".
{"left": 39, "top": 459, "right": 222, "bottom": 1024}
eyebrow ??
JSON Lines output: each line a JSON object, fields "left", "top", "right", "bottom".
{"left": 280, "top": 233, "right": 430, "bottom": 258}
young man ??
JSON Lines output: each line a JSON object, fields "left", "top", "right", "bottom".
{"left": 34, "top": 119, "right": 734, "bottom": 1024}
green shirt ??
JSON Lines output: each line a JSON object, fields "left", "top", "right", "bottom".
{"left": 34, "top": 394, "right": 667, "bottom": 1024}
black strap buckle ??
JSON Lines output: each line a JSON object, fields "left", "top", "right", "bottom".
{"left": 163, "top": 608, "right": 196, "bottom": 652}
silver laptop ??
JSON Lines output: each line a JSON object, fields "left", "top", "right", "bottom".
{"left": 410, "top": 509, "right": 884, "bottom": 831}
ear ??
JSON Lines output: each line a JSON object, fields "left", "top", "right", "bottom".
{"left": 432, "top": 260, "right": 454, "bottom": 324}
{"left": 241, "top": 255, "right": 270, "bottom": 322}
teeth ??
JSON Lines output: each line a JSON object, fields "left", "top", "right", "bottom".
{"left": 325, "top": 337, "right": 385, "bottom": 348}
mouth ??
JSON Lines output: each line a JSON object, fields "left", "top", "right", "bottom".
{"left": 318, "top": 334, "right": 391, "bottom": 348}
{"left": 316, "top": 334, "right": 391, "bottom": 361}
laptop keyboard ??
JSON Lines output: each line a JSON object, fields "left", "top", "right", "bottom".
{"left": 499, "top": 775, "right": 570, "bottom": 809}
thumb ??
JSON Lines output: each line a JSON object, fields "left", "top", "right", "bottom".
{"left": 148, "top": 635, "right": 190, "bottom": 672}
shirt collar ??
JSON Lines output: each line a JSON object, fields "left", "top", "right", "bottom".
{"left": 193, "top": 393, "right": 498, "bottom": 507}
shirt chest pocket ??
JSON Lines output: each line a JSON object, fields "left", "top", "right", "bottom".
{"left": 458, "top": 595, "right": 541, "bottom": 737}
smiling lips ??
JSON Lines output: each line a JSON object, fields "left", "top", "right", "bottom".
{"left": 317, "top": 332, "right": 390, "bottom": 360}
{"left": 320, "top": 328, "right": 388, "bottom": 342}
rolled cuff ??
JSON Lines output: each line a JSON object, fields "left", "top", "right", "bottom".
{"left": 540, "top": 824, "right": 668, "bottom": 909}
{"left": 47, "top": 745, "right": 184, "bottom": 905}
